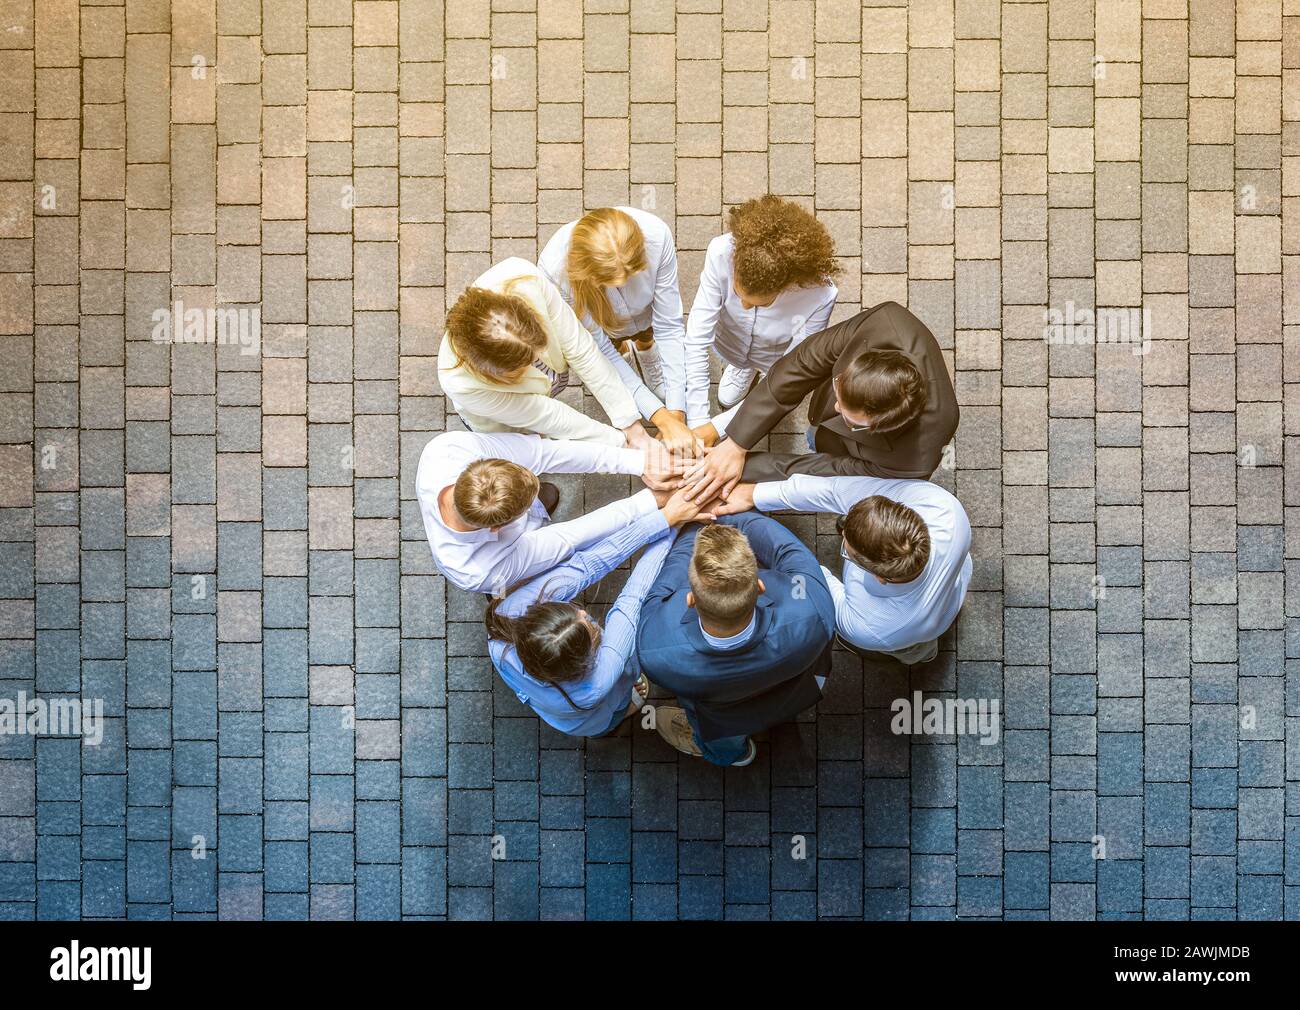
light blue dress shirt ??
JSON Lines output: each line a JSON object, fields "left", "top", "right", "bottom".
{"left": 699, "top": 612, "right": 757, "bottom": 650}
{"left": 489, "top": 510, "right": 676, "bottom": 736}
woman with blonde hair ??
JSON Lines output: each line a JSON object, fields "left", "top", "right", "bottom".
{"left": 680, "top": 194, "right": 839, "bottom": 445}
{"left": 440, "top": 258, "right": 660, "bottom": 450}
{"left": 538, "top": 207, "right": 700, "bottom": 456}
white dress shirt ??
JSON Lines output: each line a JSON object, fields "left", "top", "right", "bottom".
{"left": 416, "top": 430, "right": 654, "bottom": 595}
{"left": 537, "top": 207, "right": 687, "bottom": 421}
{"left": 753, "top": 474, "right": 972, "bottom": 652}
{"left": 682, "top": 233, "right": 838, "bottom": 428}
{"left": 438, "top": 258, "right": 640, "bottom": 446}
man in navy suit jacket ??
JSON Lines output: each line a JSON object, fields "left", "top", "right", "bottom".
{"left": 636, "top": 511, "right": 837, "bottom": 766}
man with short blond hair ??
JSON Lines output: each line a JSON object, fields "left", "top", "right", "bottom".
{"left": 636, "top": 512, "right": 836, "bottom": 766}
{"left": 415, "top": 429, "right": 681, "bottom": 595}
{"left": 687, "top": 525, "right": 760, "bottom": 631}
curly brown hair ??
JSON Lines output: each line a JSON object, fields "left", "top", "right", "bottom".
{"left": 728, "top": 194, "right": 839, "bottom": 296}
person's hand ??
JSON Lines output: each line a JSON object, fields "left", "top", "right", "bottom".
{"left": 692, "top": 422, "right": 720, "bottom": 448}
{"left": 651, "top": 409, "right": 703, "bottom": 459}
{"left": 659, "top": 486, "right": 717, "bottom": 527}
{"left": 682, "top": 438, "right": 747, "bottom": 503}
{"left": 640, "top": 440, "right": 685, "bottom": 492}
{"left": 622, "top": 421, "right": 653, "bottom": 450}
{"left": 708, "top": 483, "right": 755, "bottom": 517}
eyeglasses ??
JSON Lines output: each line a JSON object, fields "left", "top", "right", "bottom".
{"left": 840, "top": 536, "right": 864, "bottom": 571}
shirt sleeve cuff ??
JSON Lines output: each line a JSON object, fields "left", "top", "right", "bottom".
{"left": 633, "top": 505, "right": 670, "bottom": 538}
{"left": 617, "top": 447, "right": 646, "bottom": 475}
{"left": 629, "top": 487, "right": 659, "bottom": 516}
{"left": 711, "top": 403, "right": 740, "bottom": 438}
{"left": 633, "top": 385, "right": 664, "bottom": 422}
{"left": 752, "top": 482, "right": 783, "bottom": 512}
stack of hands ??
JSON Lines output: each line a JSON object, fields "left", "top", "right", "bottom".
{"left": 629, "top": 416, "right": 757, "bottom": 521}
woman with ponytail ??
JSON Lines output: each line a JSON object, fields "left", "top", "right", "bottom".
{"left": 538, "top": 207, "right": 700, "bottom": 457}
{"left": 486, "top": 487, "right": 713, "bottom": 737}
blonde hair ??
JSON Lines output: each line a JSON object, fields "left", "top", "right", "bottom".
{"left": 453, "top": 458, "right": 540, "bottom": 528}
{"left": 688, "top": 525, "right": 759, "bottom": 628}
{"left": 445, "top": 283, "right": 548, "bottom": 384}
{"left": 566, "top": 208, "right": 648, "bottom": 336}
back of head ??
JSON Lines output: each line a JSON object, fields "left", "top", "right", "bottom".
{"left": 445, "top": 285, "right": 548, "bottom": 383}
{"left": 689, "top": 525, "right": 760, "bottom": 628}
{"left": 843, "top": 496, "right": 931, "bottom": 583}
{"left": 728, "top": 194, "right": 838, "bottom": 297}
{"left": 836, "top": 348, "right": 928, "bottom": 434}
{"left": 453, "top": 458, "right": 539, "bottom": 528}
{"left": 566, "top": 208, "right": 647, "bottom": 335}
{"left": 485, "top": 596, "right": 598, "bottom": 707}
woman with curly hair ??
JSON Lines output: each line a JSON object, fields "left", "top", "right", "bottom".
{"left": 678, "top": 194, "right": 839, "bottom": 444}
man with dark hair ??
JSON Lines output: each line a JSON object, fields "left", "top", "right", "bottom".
{"left": 714, "top": 474, "right": 972, "bottom": 665}
{"left": 684, "top": 301, "right": 958, "bottom": 504}
{"left": 636, "top": 512, "right": 836, "bottom": 766}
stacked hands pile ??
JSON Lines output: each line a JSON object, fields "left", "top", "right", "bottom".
{"left": 417, "top": 196, "right": 973, "bottom": 767}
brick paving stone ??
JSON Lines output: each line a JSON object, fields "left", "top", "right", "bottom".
{"left": 0, "top": 0, "right": 1292, "bottom": 922}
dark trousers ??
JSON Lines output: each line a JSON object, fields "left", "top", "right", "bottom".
{"left": 680, "top": 700, "right": 749, "bottom": 765}
{"left": 740, "top": 425, "right": 877, "bottom": 482}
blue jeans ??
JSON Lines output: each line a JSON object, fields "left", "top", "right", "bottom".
{"left": 681, "top": 702, "right": 749, "bottom": 766}
{"left": 805, "top": 426, "right": 817, "bottom": 452}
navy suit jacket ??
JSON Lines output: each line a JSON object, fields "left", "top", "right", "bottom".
{"left": 635, "top": 512, "right": 837, "bottom": 741}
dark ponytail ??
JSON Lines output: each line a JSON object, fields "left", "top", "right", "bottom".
{"left": 485, "top": 592, "right": 600, "bottom": 712}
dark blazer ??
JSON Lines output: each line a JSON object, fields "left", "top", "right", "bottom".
{"left": 726, "top": 301, "right": 959, "bottom": 480}
{"left": 635, "top": 512, "right": 836, "bottom": 742}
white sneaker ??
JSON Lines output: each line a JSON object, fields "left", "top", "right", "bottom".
{"left": 731, "top": 739, "right": 759, "bottom": 767}
{"left": 718, "top": 365, "right": 757, "bottom": 408}
{"left": 633, "top": 343, "right": 666, "bottom": 400}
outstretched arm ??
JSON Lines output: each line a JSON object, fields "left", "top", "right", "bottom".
{"left": 724, "top": 308, "right": 862, "bottom": 450}
{"left": 649, "top": 228, "right": 688, "bottom": 416}
{"left": 496, "top": 508, "right": 671, "bottom": 615}
{"left": 476, "top": 489, "right": 659, "bottom": 596}
{"left": 444, "top": 429, "right": 645, "bottom": 478}
{"left": 751, "top": 473, "right": 893, "bottom": 516}
{"left": 592, "top": 530, "right": 678, "bottom": 693}
{"left": 450, "top": 383, "right": 625, "bottom": 446}
{"left": 541, "top": 273, "right": 642, "bottom": 431}
{"left": 682, "top": 246, "right": 726, "bottom": 428}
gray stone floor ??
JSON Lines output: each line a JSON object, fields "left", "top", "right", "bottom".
{"left": 0, "top": 0, "right": 1297, "bottom": 919}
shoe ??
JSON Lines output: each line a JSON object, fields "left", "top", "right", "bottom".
{"left": 633, "top": 343, "right": 666, "bottom": 400}
{"left": 537, "top": 481, "right": 560, "bottom": 516}
{"left": 717, "top": 365, "right": 757, "bottom": 408}
{"left": 730, "top": 739, "right": 758, "bottom": 767}
{"left": 909, "top": 638, "right": 940, "bottom": 664}
{"left": 653, "top": 705, "right": 703, "bottom": 758}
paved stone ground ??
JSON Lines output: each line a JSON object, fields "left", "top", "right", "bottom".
{"left": 0, "top": 0, "right": 1297, "bottom": 920}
